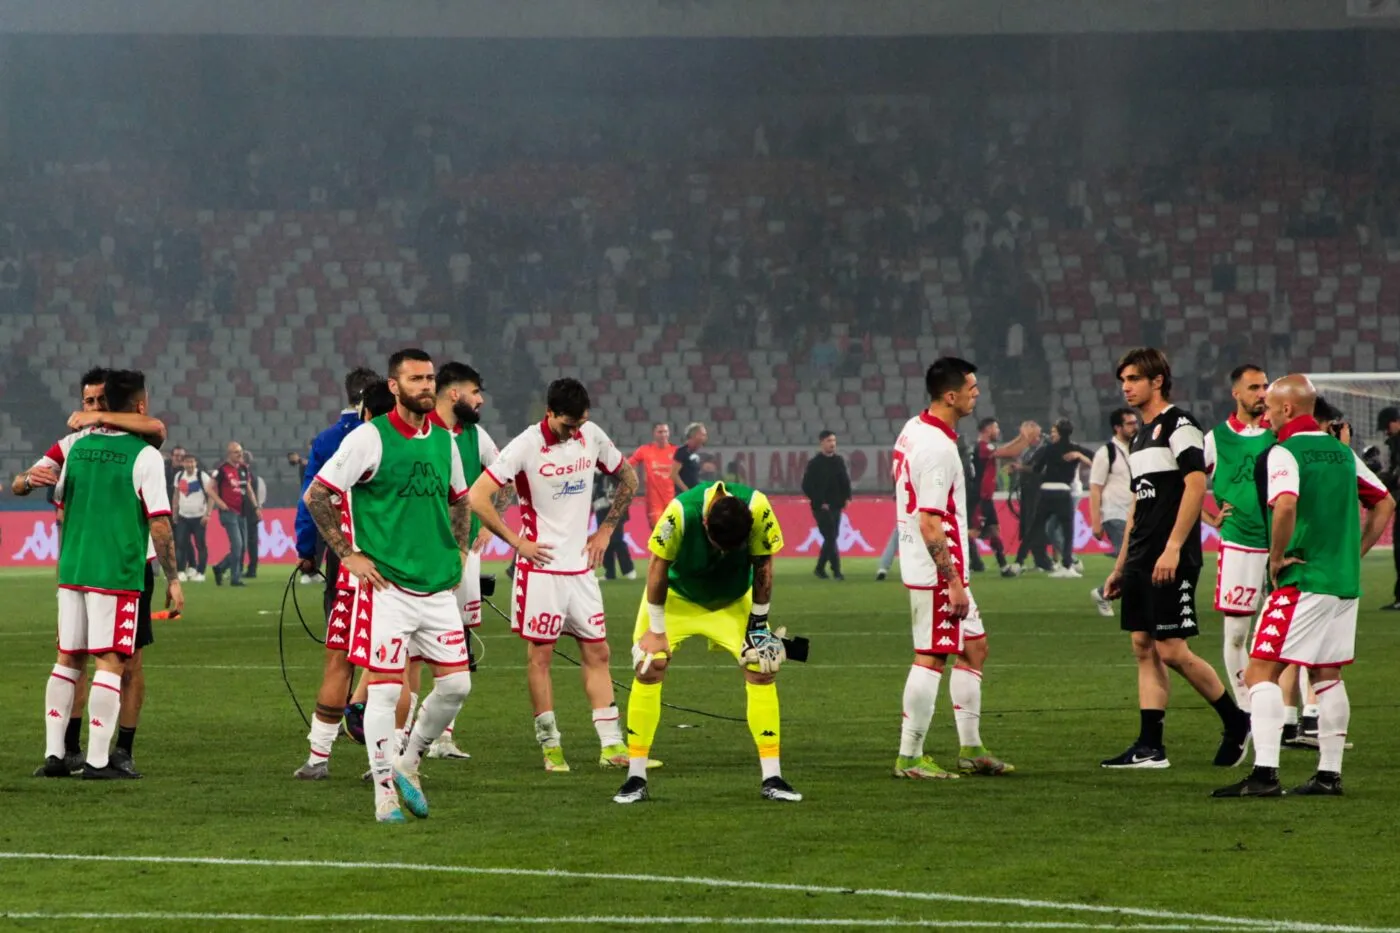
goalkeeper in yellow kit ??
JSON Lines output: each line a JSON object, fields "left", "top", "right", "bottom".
{"left": 612, "top": 480, "right": 801, "bottom": 804}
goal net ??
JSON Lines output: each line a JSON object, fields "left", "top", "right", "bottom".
{"left": 1305, "top": 372, "right": 1400, "bottom": 452}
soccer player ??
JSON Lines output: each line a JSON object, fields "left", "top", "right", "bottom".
{"left": 420, "top": 360, "right": 511, "bottom": 760}
{"left": 892, "top": 358, "right": 1015, "bottom": 780}
{"left": 1100, "top": 348, "right": 1251, "bottom": 770}
{"left": 1202, "top": 364, "right": 1272, "bottom": 712}
{"left": 969, "top": 417, "right": 1033, "bottom": 578}
{"left": 612, "top": 479, "right": 798, "bottom": 804}
{"left": 629, "top": 423, "right": 677, "bottom": 529}
{"left": 292, "top": 377, "right": 396, "bottom": 780}
{"left": 17, "top": 367, "right": 169, "bottom": 777}
{"left": 469, "top": 377, "right": 640, "bottom": 772}
{"left": 304, "top": 349, "right": 476, "bottom": 822}
{"left": 1213, "top": 375, "right": 1394, "bottom": 797}
{"left": 43, "top": 370, "right": 183, "bottom": 779}
{"left": 295, "top": 367, "right": 382, "bottom": 620}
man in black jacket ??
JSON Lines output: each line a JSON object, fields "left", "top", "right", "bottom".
{"left": 1378, "top": 406, "right": 1400, "bottom": 611}
{"left": 803, "top": 430, "right": 852, "bottom": 581}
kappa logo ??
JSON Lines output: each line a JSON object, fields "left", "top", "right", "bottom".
{"left": 936, "top": 620, "right": 955, "bottom": 630}
{"left": 1176, "top": 417, "right": 1192, "bottom": 429}
{"left": 1274, "top": 594, "right": 1292, "bottom": 607}
{"left": 1268, "top": 609, "right": 1287, "bottom": 621}
{"left": 1179, "top": 580, "right": 1192, "bottom": 591}
{"left": 1180, "top": 594, "right": 1191, "bottom": 605}
{"left": 1228, "top": 455, "right": 1258, "bottom": 486}
{"left": 1256, "top": 640, "right": 1275, "bottom": 654}
{"left": 397, "top": 461, "right": 447, "bottom": 499}
{"left": 118, "top": 620, "right": 136, "bottom": 632}
{"left": 1262, "top": 624, "right": 1281, "bottom": 637}
{"left": 794, "top": 513, "right": 874, "bottom": 555}
{"left": 71, "top": 447, "right": 130, "bottom": 465}
{"left": 10, "top": 520, "right": 59, "bottom": 561}
{"left": 353, "top": 645, "right": 369, "bottom": 661}
{"left": 47, "top": 708, "right": 61, "bottom": 719}
{"left": 330, "top": 619, "right": 348, "bottom": 631}
{"left": 937, "top": 636, "right": 956, "bottom": 648}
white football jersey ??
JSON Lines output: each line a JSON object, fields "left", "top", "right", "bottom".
{"left": 485, "top": 420, "right": 624, "bottom": 575}
{"left": 893, "top": 412, "right": 970, "bottom": 589}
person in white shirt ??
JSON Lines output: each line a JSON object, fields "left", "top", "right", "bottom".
{"left": 1090, "top": 408, "right": 1140, "bottom": 616}
{"left": 469, "top": 378, "right": 640, "bottom": 773}
{"left": 892, "top": 357, "right": 1015, "bottom": 782}
{"left": 172, "top": 453, "right": 214, "bottom": 582}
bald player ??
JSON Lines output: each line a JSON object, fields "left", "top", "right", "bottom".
{"left": 1213, "top": 375, "right": 1393, "bottom": 798}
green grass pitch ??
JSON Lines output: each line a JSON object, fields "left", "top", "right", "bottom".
{"left": 1, "top": 555, "right": 1399, "bottom": 931}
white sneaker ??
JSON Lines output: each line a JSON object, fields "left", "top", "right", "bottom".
{"left": 299, "top": 574, "right": 317, "bottom": 585}
{"left": 177, "top": 570, "right": 189, "bottom": 582}
{"left": 623, "top": 570, "right": 637, "bottom": 581}
{"left": 191, "top": 572, "right": 206, "bottom": 583}
{"left": 1048, "top": 566, "right": 1078, "bottom": 579}
{"left": 1004, "top": 564, "right": 1024, "bottom": 577}
{"left": 426, "top": 737, "right": 472, "bottom": 760}
{"left": 1090, "top": 587, "right": 1115, "bottom": 617}
{"left": 1072, "top": 559, "right": 1085, "bottom": 575}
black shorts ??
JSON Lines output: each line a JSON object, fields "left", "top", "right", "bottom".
{"left": 136, "top": 559, "right": 155, "bottom": 650}
{"left": 1120, "top": 563, "right": 1201, "bottom": 640}
{"left": 978, "top": 498, "right": 999, "bottom": 530}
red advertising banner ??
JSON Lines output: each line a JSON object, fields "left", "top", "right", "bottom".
{"left": 8, "top": 496, "right": 1383, "bottom": 569}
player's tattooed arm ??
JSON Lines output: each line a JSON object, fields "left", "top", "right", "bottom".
{"left": 917, "top": 513, "right": 959, "bottom": 581}
{"left": 600, "top": 461, "right": 639, "bottom": 529}
{"left": 491, "top": 483, "right": 514, "bottom": 514}
{"left": 304, "top": 481, "right": 353, "bottom": 559}
{"left": 450, "top": 497, "right": 473, "bottom": 554}
{"left": 751, "top": 555, "right": 774, "bottom": 605}
{"left": 150, "top": 515, "right": 180, "bottom": 581}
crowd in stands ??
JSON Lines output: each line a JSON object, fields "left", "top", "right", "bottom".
{"left": 4, "top": 75, "right": 1400, "bottom": 493}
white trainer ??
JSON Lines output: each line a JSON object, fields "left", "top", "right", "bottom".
{"left": 426, "top": 737, "right": 472, "bottom": 760}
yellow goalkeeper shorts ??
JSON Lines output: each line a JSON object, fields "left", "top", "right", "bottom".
{"left": 632, "top": 589, "right": 752, "bottom": 661}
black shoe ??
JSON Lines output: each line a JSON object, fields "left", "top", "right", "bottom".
{"left": 1281, "top": 724, "right": 1310, "bottom": 749}
{"left": 1211, "top": 769, "right": 1283, "bottom": 798}
{"left": 343, "top": 702, "right": 366, "bottom": 744}
{"left": 832, "top": 572, "right": 845, "bottom": 582}
{"left": 109, "top": 748, "right": 144, "bottom": 779}
{"left": 760, "top": 776, "right": 803, "bottom": 801}
{"left": 875, "top": 569, "right": 888, "bottom": 581}
{"left": 612, "top": 775, "right": 649, "bottom": 804}
{"left": 813, "top": 569, "right": 829, "bottom": 580}
{"left": 1290, "top": 771, "right": 1344, "bottom": 796}
{"left": 1213, "top": 721, "right": 1252, "bottom": 768}
{"left": 63, "top": 751, "right": 84, "bottom": 774}
{"left": 244, "top": 571, "right": 257, "bottom": 579}
{"left": 33, "top": 755, "right": 72, "bottom": 778}
{"left": 82, "top": 762, "right": 141, "bottom": 780}
{"left": 1379, "top": 601, "right": 1400, "bottom": 611}
{"left": 229, "top": 581, "right": 247, "bottom": 588}
{"left": 1301, "top": 714, "right": 1319, "bottom": 738}
{"left": 1100, "top": 743, "right": 1169, "bottom": 769}
{"left": 213, "top": 565, "right": 225, "bottom": 586}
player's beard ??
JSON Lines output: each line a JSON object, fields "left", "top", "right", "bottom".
{"left": 454, "top": 401, "right": 482, "bottom": 425}
{"left": 403, "top": 391, "right": 436, "bottom": 415}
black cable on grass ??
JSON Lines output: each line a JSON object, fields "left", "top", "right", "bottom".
{"left": 480, "top": 595, "right": 747, "bottom": 724}
{"left": 278, "top": 566, "right": 321, "bottom": 729}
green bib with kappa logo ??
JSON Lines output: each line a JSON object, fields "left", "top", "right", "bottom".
{"left": 1271, "top": 433, "right": 1363, "bottom": 598}
{"left": 665, "top": 481, "right": 758, "bottom": 610}
{"left": 351, "top": 416, "right": 460, "bottom": 593}
{"left": 57, "top": 431, "right": 153, "bottom": 592}
{"left": 1210, "top": 423, "right": 1274, "bottom": 549}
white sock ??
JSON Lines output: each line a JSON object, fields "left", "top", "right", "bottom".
{"left": 1248, "top": 681, "right": 1285, "bottom": 770}
{"left": 535, "top": 711, "right": 561, "bottom": 748}
{"left": 1222, "top": 615, "right": 1251, "bottom": 712}
{"left": 86, "top": 670, "right": 122, "bottom": 769}
{"left": 898, "top": 665, "right": 942, "bottom": 759}
{"left": 402, "top": 672, "right": 472, "bottom": 772}
{"left": 592, "top": 706, "right": 623, "bottom": 748}
{"left": 306, "top": 717, "right": 339, "bottom": 767}
{"left": 394, "top": 727, "right": 407, "bottom": 756}
{"left": 628, "top": 757, "right": 648, "bottom": 779}
{"left": 365, "top": 683, "right": 400, "bottom": 804}
{"left": 1283, "top": 706, "right": 1299, "bottom": 727}
{"left": 44, "top": 666, "right": 81, "bottom": 760}
{"left": 442, "top": 717, "right": 459, "bottom": 744}
{"left": 949, "top": 665, "right": 984, "bottom": 748}
{"left": 760, "top": 756, "right": 782, "bottom": 780}
{"left": 1315, "top": 680, "right": 1349, "bottom": 774}
{"left": 1303, "top": 703, "right": 1320, "bottom": 720}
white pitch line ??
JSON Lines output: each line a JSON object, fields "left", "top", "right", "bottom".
{"left": 0, "top": 913, "right": 1263, "bottom": 930}
{"left": 0, "top": 853, "right": 1393, "bottom": 933}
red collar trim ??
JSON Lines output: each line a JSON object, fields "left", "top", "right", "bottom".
{"left": 919, "top": 410, "right": 958, "bottom": 440}
{"left": 1227, "top": 412, "right": 1270, "bottom": 432}
{"left": 388, "top": 407, "right": 429, "bottom": 439}
{"left": 1276, "top": 415, "right": 1320, "bottom": 443}
{"left": 425, "top": 409, "right": 461, "bottom": 435}
{"left": 540, "top": 419, "right": 561, "bottom": 446}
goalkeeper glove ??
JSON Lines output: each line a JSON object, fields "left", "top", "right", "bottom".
{"left": 741, "top": 606, "right": 786, "bottom": 674}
